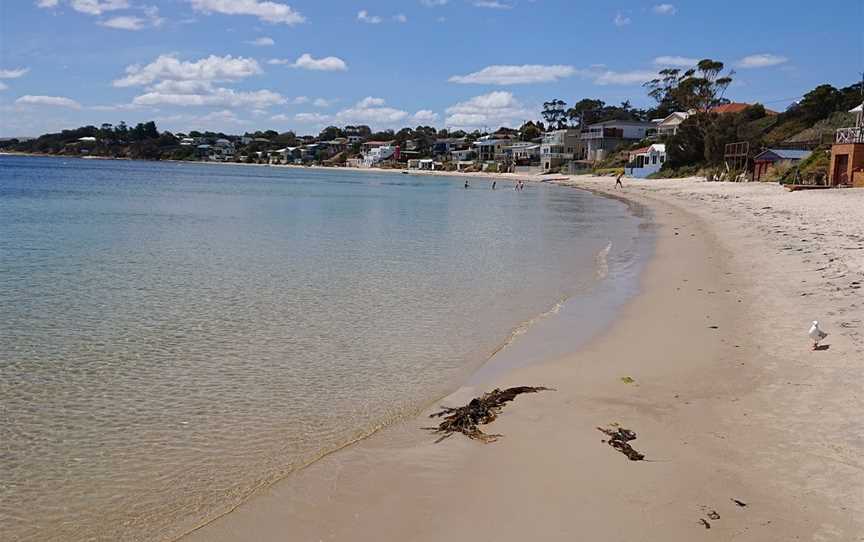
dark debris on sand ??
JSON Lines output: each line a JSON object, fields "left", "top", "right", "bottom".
{"left": 425, "top": 386, "right": 552, "bottom": 443}
{"left": 597, "top": 425, "right": 645, "bottom": 461}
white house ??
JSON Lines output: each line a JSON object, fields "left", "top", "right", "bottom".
{"left": 625, "top": 143, "right": 666, "bottom": 178}
{"left": 656, "top": 112, "right": 690, "bottom": 138}
{"left": 508, "top": 142, "right": 541, "bottom": 164}
{"left": 362, "top": 145, "right": 396, "bottom": 167}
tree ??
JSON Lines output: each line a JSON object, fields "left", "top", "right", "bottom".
{"left": 318, "top": 125, "right": 343, "bottom": 141}
{"left": 541, "top": 99, "right": 568, "bottom": 129}
{"left": 519, "top": 121, "right": 542, "bottom": 141}
{"left": 794, "top": 84, "right": 845, "bottom": 122}
{"left": 574, "top": 99, "right": 606, "bottom": 125}
{"left": 644, "top": 59, "right": 734, "bottom": 114}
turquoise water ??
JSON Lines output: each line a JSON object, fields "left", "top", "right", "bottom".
{"left": 0, "top": 156, "right": 648, "bottom": 541}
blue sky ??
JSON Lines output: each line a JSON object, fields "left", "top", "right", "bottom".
{"left": 1, "top": 0, "right": 862, "bottom": 137}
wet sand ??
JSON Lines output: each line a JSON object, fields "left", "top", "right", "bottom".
{"left": 183, "top": 178, "right": 861, "bottom": 541}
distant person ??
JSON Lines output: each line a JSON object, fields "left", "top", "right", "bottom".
{"left": 492, "top": 181, "right": 497, "bottom": 190}
{"left": 615, "top": 173, "right": 624, "bottom": 189}
{"left": 464, "top": 180, "right": 469, "bottom": 189}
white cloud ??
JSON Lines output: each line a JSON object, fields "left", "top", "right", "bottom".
{"left": 113, "top": 54, "right": 261, "bottom": 87}
{"left": 98, "top": 5, "right": 162, "bottom": 29}
{"left": 473, "top": 0, "right": 511, "bottom": 8}
{"left": 357, "top": 10, "right": 382, "bottom": 23}
{"left": 36, "top": 0, "right": 60, "bottom": 7}
{"left": 295, "top": 112, "right": 331, "bottom": 123}
{"left": 653, "top": 56, "right": 698, "bottom": 67}
{"left": 246, "top": 36, "right": 275, "bottom": 46}
{"left": 291, "top": 96, "right": 309, "bottom": 104}
{"left": 132, "top": 87, "right": 285, "bottom": 108}
{"left": 16, "top": 95, "right": 82, "bottom": 109}
{"left": 652, "top": 3, "right": 676, "bottom": 15}
{"left": 291, "top": 53, "right": 348, "bottom": 71}
{"left": 0, "top": 82, "right": 8, "bottom": 91}
{"left": 270, "top": 113, "right": 292, "bottom": 122}
{"left": 0, "top": 68, "right": 30, "bottom": 79}
{"left": 188, "top": 0, "right": 305, "bottom": 25}
{"left": 393, "top": 13, "right": 407, "bottom": 23}
{"left": 613, "top": 11, "right": 630, "bottom": 26}
{"left": 332, "top": 97, "right": 409, "bottom": 126}
{"left": 356, "top": 96, "right": 385, "bottom": 107}
{"left": 737, "top": 53, "right": 788, "bottom": 69}
{"left": 421, "top": 0, "right": 447, "bottom": 5}
{"left": 69, "top": 0, "right": 129, "bottom": 15}
{"left": 267, "top": 58, "right": 290, "bottom": 65}
{"left": 413, "top": 109, "right": 438, "bottom": 123}
{"left": 449, "top": 64, "right": 575, "bottom": 85}
{"left": 313, "top": 98, "right": 335, "bottom": 107}
{"left": 444, "top": 91, "right": 531, "bottom": 129}
{"left": 591, "top": 69, "right": 658, "bottom": 85}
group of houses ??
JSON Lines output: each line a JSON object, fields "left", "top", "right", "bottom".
{"left": 158, "top": 98, "right": 864, "bottom": 187}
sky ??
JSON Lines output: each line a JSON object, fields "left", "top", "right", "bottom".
{"left": 0, "top": 0, "right": 862, "bottom": 137}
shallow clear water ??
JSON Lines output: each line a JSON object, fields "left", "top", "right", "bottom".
{"left": 0, "top": 156, "right": 647, "bottom": 541}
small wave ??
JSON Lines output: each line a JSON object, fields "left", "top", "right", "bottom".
{"left": 595, "top": 241, "right": 613, "bottom": 280}
{"left": 490, "top": 295, "right": 568, "bottom": 358}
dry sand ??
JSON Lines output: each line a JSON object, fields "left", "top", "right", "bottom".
{"left": 183, "top": 177, "right": 862, "bottom": 542}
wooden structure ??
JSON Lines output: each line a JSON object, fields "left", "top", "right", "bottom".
{"left": 724, "top": 141, "right": 750, "bottom": 176}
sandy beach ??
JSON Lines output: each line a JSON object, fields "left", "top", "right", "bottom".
{"left": 180, "top": 176, "right": 862, "bottom": 541}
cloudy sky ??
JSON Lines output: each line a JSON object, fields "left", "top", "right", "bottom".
{"left": 0, "top": 0, "right": 861, "bottom": 136}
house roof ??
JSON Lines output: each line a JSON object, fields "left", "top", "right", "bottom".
{"left": 629, "top": 146, "right": 651, "bottom": 155}
{"left": 850, "top": 104, "right": 863, "bottom": 113}
{"left": 753, "top": 148, "right": 811, "bottom": 161}
{"left": 659, "top": 112, "right": 689, "bottom": 125}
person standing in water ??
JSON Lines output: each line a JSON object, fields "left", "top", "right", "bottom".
{"left": 615, "top": 173, "right": 624, "bottom": 189}
{"left": 492, "top": 181, "right": 497, "bottom": 190}
{"left": 464, "top": 180, "right": 469, "bottom": 189}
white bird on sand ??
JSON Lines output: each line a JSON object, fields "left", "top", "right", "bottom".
{"left": 808, "top": 321, "right": 828, "bottom": 350}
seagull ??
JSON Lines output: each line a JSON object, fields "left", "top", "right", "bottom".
{"left": 808, "top": 321, "right": 828, "bottom": 350}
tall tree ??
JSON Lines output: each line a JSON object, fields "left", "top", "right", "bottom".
{"left": 541, "top": 99, "right": 568, "bottom": 129}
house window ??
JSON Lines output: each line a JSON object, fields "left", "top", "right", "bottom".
{"left": 652, "top": 155, "right": 657, "bottom": 165}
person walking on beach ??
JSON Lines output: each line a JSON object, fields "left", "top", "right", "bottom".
{"left": 615, "top": 173, "right": 624, "bottom": 189}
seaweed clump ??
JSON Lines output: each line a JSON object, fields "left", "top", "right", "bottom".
{"left": 426, "top": 386, "right": 552, "bottom": 443}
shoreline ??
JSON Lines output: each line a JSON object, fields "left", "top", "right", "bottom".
{"left": 185, "top": 177, "right": 861, "bottom": 541}
{"left": 185, "top": 177, "right": 861, "bottom": 540}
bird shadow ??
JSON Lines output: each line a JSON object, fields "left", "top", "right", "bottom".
{"left": 814, "top": 344, "right": 830, "bottom": 351}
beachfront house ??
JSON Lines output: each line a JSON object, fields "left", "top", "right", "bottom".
{"left": 407, "top": 158, "right": 443, "bottom": 171}
{"left": 624, "top": 144, "right": 666, "bottom": 178}
{"left": 270, "top": 147, "right": 301, "bottom": 165}
{"left": 450, "top": 148, "right": 476, "bottom": 162}
{"left": 829, "top": 104, "right": 864, "bottom": 186}
{"left": 507, "top": 142, "right": 541, "bottom": 165}
{"left": 540, "top": 129, "right": 582, "bottom": 172}
{"left": 432, "top": 137, "right": 468, "bottom": 158}
{"left": 362, "top": 145, "right": 397, "bottom": 167}
{"left": 656, "top": 112, "right": 690, "bottom": 138}
{"left": 752, "top": 149, "right": 811, "bottom": 181}
{"left": 473, "top": 138, "right": 512, "bottom": 163}
{"left": 582, "top": 120, "right": 655, "bottom": 162}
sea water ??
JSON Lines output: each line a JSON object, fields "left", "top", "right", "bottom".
{"left": 0, "top": 156, "right": 650, "bottom": 540}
